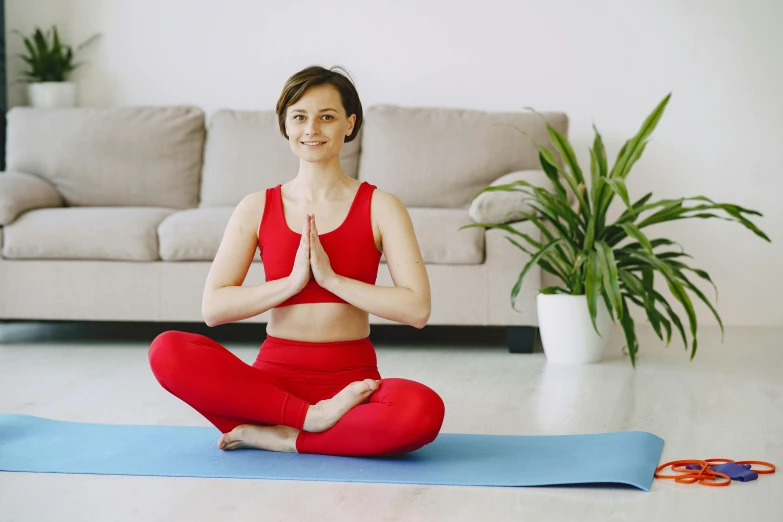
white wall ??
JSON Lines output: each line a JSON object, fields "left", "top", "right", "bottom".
{"left": 6, "top": 0, "right": 783, "bottom": 327}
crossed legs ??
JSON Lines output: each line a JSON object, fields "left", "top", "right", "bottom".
{"left": 148, "top": 330, "right": 445, "bottom": 456}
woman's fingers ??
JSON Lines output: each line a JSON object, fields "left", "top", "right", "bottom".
{"left": 307, "top": 214, "right": 315, "bottom": 250}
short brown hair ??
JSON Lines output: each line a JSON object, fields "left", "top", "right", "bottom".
{"left": 276, "top": 65, "right": 363, "bottom": 144}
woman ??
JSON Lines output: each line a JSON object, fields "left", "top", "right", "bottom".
{"left": 148, "top": 65, "right": 445, "bottom": 457}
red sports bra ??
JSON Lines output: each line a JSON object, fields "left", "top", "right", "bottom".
{"left": 257, "top": 181, "right": 382, "bottom": 307}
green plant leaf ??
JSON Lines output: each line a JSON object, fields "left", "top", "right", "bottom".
{"left": 648, "top": 287, "right": 688, "bottom": 349}
{"left": 539, "top": 258, "right": 573, "bottom": 287}
{"left": 621, "top": 278, "right": 687, "bottom": 350}
{"left": 515, "top": 210, "right": 578, "bottom": 269}
{"left": 618, "top": 222, "right": 653, "bottom": 253}
{"left": 52, "top": 25, "right": 62, "bottom": 54}
{"left": 619, "top": 296, "right": 639, "bottom": 366}
{"left": 544, "top": 121, "right": 587, "bottom": 188}
{"left": 539, "top": 150, "right": 570, "bottom": 201}
{"left": 538, "top": 145, "right": 587, "bottom": 212}
{"left": 510, "top": 238, "right": 564, "bottom": 311}
{"left": 466, "top": 179, "right": 533, "bottom": 205}
{"left": 619, "top": 270, "right": 668, "bottom": 343}
{"left": 609, "top": 93, "right": 671, "bottom": 180}
{"left": 669, "top": 279, "right": 699, "bottom": 360}
{"left": 76, "top": 33, "right": 102, "bottom": 52}
{"left": 584, "top": 251, "right": 602, "bottom": 335}
{"left": 604, "top": 178, "right": 632, "bottom": 210}
{"left": 531, "top": 185, "right": 583, "bottom": 231}
{"left": 666, "top": 262, "right": 724, "bottom": 341}
{"left": 627, "top": 290, "right": 672, "bottom": 344}
{"left": 460, "top": 222, "right": 544, "bottom": 249}
{"left": 503, "top": 235, "right": 534, "bottom": 256}
{"left": 595, "top": 241, "right": 622, "bottom": 320}
{"left": 526, "top": 199, "right": 580, "bottom": 246}
{"left": 689, "top": 197, "right": 770, "bottom": 242}
{"left": 612, "top": 194, "right": 770, "bottom": 243}
{"left": 21, "top": 35, "right": 38, "bottom": 60}
{"left": 518, "top": 109, "right": 587, "bottom": 186}
{"left": 664, "top": 259, "right": 717, "bottom": 299}
{"left": 539, "top": 286, "right": 570, "bottom": 295}
{"left": 617, "top": 191, "right": 654, "bottom": 223}
{"left": 592, "top": 122, "right": 608, "bottom": 179}
{"left": 649, "top": 251, "right": 692, "bottom": 262}
{"left": 501, "top": 120, "right": 591, "bottom": 223}
{"left": 589, "top": 147, "right": 601, "bottom": 206}
{"left": 503, "top": 233, "right": 573, "bottom": 289}
{"left": 623, "top": 249, "right": 699, "bottom": 358}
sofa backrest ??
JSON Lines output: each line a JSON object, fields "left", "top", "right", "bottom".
{"left": 198, "top": 109, "right": 363, "bottom": 207}
{"left": 5, "top": 106, "right": 205, "bottom": 208}
{"left": 356, "top": 105, "right": 569, "bottom": 208}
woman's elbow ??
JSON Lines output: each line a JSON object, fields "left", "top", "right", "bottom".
{"left": 201, "top": 297, "right": 218, "bottom": 327}
{"left": 413, "top": 302, "right": 431, "bottom": 329}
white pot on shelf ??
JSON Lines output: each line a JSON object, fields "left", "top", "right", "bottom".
{"left": 27, "top": 82, "right": 77, "bottom": 108}
{"left": 537, "top": 293, "right": 613, "bottom": 364}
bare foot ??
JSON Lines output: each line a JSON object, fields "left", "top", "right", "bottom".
{"left": 218, "top": 424, "right": 300, "bottom": 453}
{"left": 303, "top": 378, "right": 381, "bottom": 433}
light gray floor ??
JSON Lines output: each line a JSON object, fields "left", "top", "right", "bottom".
{"left": 1, "top": 322, "right": 781, "bottom": 522}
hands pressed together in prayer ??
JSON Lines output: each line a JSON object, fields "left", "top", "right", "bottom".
{"left": 288, "top": 213, "right": 338, "bottom": 293}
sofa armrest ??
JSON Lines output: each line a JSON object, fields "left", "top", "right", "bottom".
{"left": 469, "top": 170, "right": 555, "bottom": 225}
{"left": 0, "top": 171, "right": 64, "bottom": 225}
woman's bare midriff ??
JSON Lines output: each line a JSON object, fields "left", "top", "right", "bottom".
{"left": 266, "top": 304, "right": 371, "bottom": 342}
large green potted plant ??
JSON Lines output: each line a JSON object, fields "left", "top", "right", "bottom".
{"left": 12, "top": 25, "right": 101, "bottom": 108}
{"left": 461, "top": 93, "right": 770, "bottom": 366}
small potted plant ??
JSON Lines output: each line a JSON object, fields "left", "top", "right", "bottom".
{"left": 12, "top": 25, "right": 101, "bottom": 108}
{"left": 462, "top": 93, "right": 770, "bottom": 366}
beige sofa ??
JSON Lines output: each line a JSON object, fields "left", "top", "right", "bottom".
{"left": 0, "top": 105, "right": 569, "bottom": 353}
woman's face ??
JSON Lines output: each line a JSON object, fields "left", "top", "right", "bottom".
{"left": 286, "top": 84, "right": 356, "bottom": 161}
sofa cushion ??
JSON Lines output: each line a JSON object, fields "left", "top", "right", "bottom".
{"left": 158, "top": 207, "right": 235, "bottom": 261}
{"left": 6, "top": 106, "right": 205, "bottom": 208}
{"left": 158, "top": 207, "right": 484, "bottom": 265}
{"left": 1, "top": 207, "right": 176, "bottom": 261}
{"left": 0, "top": 171, "right": 64, "bottom": 225}
{"left": 406, "top": 208, "right": 484, "bottom": 264}
{"left": 357, "top": 105, "right": 568, "bottom": 208}
{"left": 468, "top": 169, "right": 556, "bottom": 225}
{"left": 199, "top": 110, "right": 363, "bottom": 207}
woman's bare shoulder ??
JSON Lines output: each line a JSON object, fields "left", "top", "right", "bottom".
{"left": 369, "top": 188, "right": 413, "bottom": 236}
{"left": 244, "top": 191, "right": 268, "bottom": 236}
{"left": 370, "top": 188, "right": 406, "bottom": 214}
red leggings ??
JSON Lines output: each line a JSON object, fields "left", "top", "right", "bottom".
{"left": 148, "top": 330, "right": 445, "bottom": 457}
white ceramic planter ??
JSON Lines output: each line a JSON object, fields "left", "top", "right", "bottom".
{"left": 537, "top": 293, "right": 613, "bottom": 364}
{"left": 27, "top": 82, "right": 76, "bottom": 108}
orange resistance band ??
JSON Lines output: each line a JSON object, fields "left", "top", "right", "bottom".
{"left": 655, "top": 459, "right": 776, "bottom": 487}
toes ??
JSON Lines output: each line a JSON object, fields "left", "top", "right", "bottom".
{"left": 220, "top": 438, "right": 243, "bottom": 451}
{"left": 218, "top": 426, "right": 242, "bottom": 450}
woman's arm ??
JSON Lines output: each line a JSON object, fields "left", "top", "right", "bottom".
{"left": 204, "top": 278, "right": 298, "bottom": 327}
{"left": 323, "top": 190, "right": 431, "bottom": 328}
{"left": 202, "top": 193, "right": 298, "bottom": 327}
{"left": 324, "top": 276, "right": 427, "bottom": 328}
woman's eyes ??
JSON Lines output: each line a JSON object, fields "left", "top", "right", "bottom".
{"left": 293, "top": 115, "right": 334, "bottom": 121}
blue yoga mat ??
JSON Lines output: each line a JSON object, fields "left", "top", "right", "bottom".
{"left": 0, "top": 414, "right": 664, "bottom": 491}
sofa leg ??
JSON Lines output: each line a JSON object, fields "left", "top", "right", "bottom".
{"left": 507, "top": 326, "right": 536, "bottom": 354}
